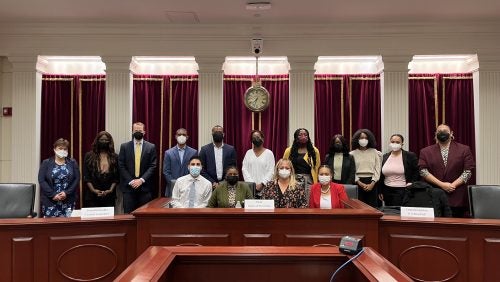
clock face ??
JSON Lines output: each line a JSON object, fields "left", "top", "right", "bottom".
{"left": 244, "top": 86, "right": 270, "bottom": 112}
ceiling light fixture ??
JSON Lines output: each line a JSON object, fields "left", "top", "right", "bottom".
{"left": 246, "top": 2, "right": 272, "bottom": 11}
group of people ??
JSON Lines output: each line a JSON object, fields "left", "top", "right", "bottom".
{"left": 38, "top": 122, "right": 474, "bottom": 218}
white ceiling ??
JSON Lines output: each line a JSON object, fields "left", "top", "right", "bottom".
{"left": 1, "top": 0, "right": 499, "bottom": 25}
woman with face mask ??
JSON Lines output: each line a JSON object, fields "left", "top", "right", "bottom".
{"left": 38, "top": 138, "right": 80, "bottom": 217}
{"left": 379, "top": 134, "right": 419, "bottom": 206}
{"left": 208, "top": 166, "right": 253, "bottom": 208}
{"left": 242, "top": 130, "right": 275, "bottom": 198}
{"left": 309, "top": 166, "right": 348, "bottom": 209}
{"left": 83, "top": 131, "right": 119, "bottom": 208}
{"left": 260, "top": 159, "right": 307, "bottom": 208}
{"left": 349, "top": 129, "right": 381, "bottom": 208}
{"left": 324, "top": 134, "right": 356, "bottom": 185}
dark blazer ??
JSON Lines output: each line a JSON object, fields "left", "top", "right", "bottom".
{"left": 163, "top": 145, "right": 197, "bottom": 196}
{"left": 418, "top": 141, "right": 475, "bottom": 207}
{"left": 118, "top": 140, "right": 157, "bottom": 193}
{"left": 38, "top": 157, "right": 80, "bottom": 207}
{"left": 380, "top": 149, "right": 420, "bottom": 187}
{"left": 324, "top": 153, "right": 356, "bottom": 184}
{"left": 199, "top": 143, "right": 237, "bottom": 184}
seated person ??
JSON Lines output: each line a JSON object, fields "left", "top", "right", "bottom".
{"left": 208, "top": 166, "right": 254, "bottom": 208}
{"left": 309, "top": 165, "right": 348, "bottom": 209}
{"left": 170, "top": 156, "right": 212, "bottom": 208}
{"left": 402, "top": 181, "right": 452, "bottom": 217}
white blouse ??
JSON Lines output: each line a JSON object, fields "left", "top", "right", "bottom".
{"left": 242, "top": 148, "right": 275, "bottom": 186}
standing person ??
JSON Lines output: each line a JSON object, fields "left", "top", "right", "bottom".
{"left": 118, "top": 122, "right": 157, "bottom": 213}
{"left": 350, "top": 129, "right": 381, "bottom": 208}
{"left": 324, "top": 134, "right": 355, "bottom": 184}
{"left": 309, "top": 165, "right": 348, "bottom": 209}
{"left": 208, "top": 166, "right": 254, "bottom": 208}
{"left": 242, "top": 130, "right": 275, "bottom": 198}
{"left": 419, "top": 124, "right": 475, "bottom": 218}
{"left": 163, "top": 128, "right": 197, "bottom": 197}
{"left": 283, "top": 128, "right": 320, "bottom": 203}
{"left": 170, "top": 156, "right": 212, "bottom": 208}
{"left": 379, "top": 134, "right": 419, "bottom": 206}
{"left": 38, "top": 138, "right": 80, "bottom": 217}
{"left": 83, "top": 131, "right": 119, "bottom": 208}
{"left": 261, "top": 158, "right": 307, "bottom": 208}
{"left": 199, "top": 125, "right": 237, "bottom": 190}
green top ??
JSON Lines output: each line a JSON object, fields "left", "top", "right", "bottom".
{"left": 208, "top": 182, "right": 254, "bottom": 208}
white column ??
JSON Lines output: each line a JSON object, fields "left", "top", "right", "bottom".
{"left": 382, "top": 55, "right": 411, "bottom": 152}
{"left": 8, "top": 56, "right": 41, "bottom": 211}
{"left": 197, "top": 56, "right": 224, "bottom": 150}
{"left": 102, "top": 56, "right": 133, "bottom": 148}
{"left": 288, "top": 56, "right": 316, "bottom": 145}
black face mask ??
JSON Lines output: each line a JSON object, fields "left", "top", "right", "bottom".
{"left": 212, "top": 132, "right": 223, "bottom": 143}
{"left": 133, "top": 132, "right": 144, "bottom": 140}
{"left": 226, "top": 175, "right": 239, "bottom": 185}
{"left": 252, "top": 138, "right": 263, "bottom": 147}
{"left": 97, "top": 141, "right": 109, "bottom": 150}
{"left": 436, "top": 131, "right": 450, "bottom": 143}
{"left": 333, "top": 143, "right": 343, "bottom": 153}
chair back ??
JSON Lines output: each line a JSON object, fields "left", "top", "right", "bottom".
{"left": 344, "top": 184, "right": 358, "bottom": 199}
{"left": 0, "top": 183, "right": 36, "bottom": 218}
{"left": 469, "top": 185, "right": 500, "bottom": 219}
{"left": 243, "top": 182, "right": 257, "bottom": 198}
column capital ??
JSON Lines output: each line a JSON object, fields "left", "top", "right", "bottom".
{"left": 101, "top": 56, "right": 132, "bottom": 73}
{"left": 196, "top": 56, "right": 225, "bottom": 74}
{"left": 288, "top": 56, "right": 317, "bottom": 73}
{"left": 382, "top": 55, "right": 412, "bottom": 72}
{"left": 7, "top": 56, "right": 38, "bottom": 72}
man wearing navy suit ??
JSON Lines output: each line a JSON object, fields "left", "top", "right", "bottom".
{"left": 419, "top": 124, "right": 475, "bottom": 218}
{"left": 199, "top": 125, "right": 237, "bottom": 189}
{"left": 163, "top": 128, "right": 197, "bottom": 197}
{"left": 118, "top": 122, "right": 157, "bottom": 213}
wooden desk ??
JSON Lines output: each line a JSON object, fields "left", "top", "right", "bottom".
{"left": 115, "top": 246, "right": 412, "bottom": 282}
{"left": 133, "top": 198, "right": 383, "bottom": 253}
{"left": 380, "top": 215, "right": 500, "bottom": 282}
{"left": 0, "top": 215, "right": 136, "bottom": 282}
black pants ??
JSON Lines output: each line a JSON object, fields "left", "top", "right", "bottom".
{"left": 450, "top": 206, "right": 468, "bottom": 218}
{"left": 383, "top": 186, "right": 406, "bottom": 206}
{"left": 123, "top": 190, "right": 152, "bottom": 213}
{"left": 358, "top": 177, "right": 378, "bottom": 208}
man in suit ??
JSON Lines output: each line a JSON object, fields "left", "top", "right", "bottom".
{"left": 199, "top": 125, "right": 237, "bottom": 189}
{"left": 118, "top": 122, "right": 157, "bottom": 213}
{"left": 163, "top": 128, "right": 197, "bottom": 197}
{"left": 419, "top": 124, "right": 475, "bottom": 218}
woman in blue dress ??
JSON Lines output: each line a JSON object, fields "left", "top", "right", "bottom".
{"left": 38, "top": 138, "right": 80, "bottom": 217}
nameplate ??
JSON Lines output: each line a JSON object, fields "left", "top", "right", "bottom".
{"left": 244, "top": 199, "right": 275, "bottom": 210}
{"left": 80, "top": 207, "right": 115, "bottom": 218}
{"left": 401, "top": 206, "right": 435, "bottom": 218}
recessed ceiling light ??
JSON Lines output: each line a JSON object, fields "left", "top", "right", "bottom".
{"left": 246, "top": 2, "right": 272, "bottom": 11}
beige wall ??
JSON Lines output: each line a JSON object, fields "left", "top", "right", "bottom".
{"left": 0, "top": 21, "right": 499, "bottom": 186}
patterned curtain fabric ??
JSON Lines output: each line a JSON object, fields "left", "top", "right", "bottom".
{"left": 314, "top": 74, "right": 381, "bottom": 158}
{"left": 133, "top": 75, "right": 198, "bottom": 197}
{"left": 223, "top": 75, "right": 289, "bottom": 168}
{"left": 41, "top": 74, "right": 106, "bottom": 208}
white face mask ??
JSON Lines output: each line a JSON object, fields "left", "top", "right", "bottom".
{"left": 358, "top": 139, "right": 369, "bottom": 147}
{"left": 318, "top": 175, "right": 331, "bottom": 185}
{"left": 176, "top": 135, "right": 187, "bottom": 145}
{"left": 55, "top": 149, "right": 68, "bottom": 158}
{"left": 389, "top": 142, "right": 402, "bottom": 152}
{"left": 278, "top": 168, "right": 291, "bottom": 179}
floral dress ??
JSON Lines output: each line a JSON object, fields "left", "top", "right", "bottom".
{"left": 42, "top": 163, "right": 75, "bottom": 217}
{"left": 261, "top": 181, "right": 307, "bottom": 208}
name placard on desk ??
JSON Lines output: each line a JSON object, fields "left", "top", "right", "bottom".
{"left": 80, "top": 207, "right": 115, "bottom": 219}
{"left": 401, "top": 206, "right": 434, "bottom": 218}
{"left": 244, "top": 199, "right": 275, "bottom": 210}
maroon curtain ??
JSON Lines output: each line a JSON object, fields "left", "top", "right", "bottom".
{"left": 314, "top": 74, "right": 381, "bottom": 155}
{"left": 41, "top": 75, "right": 106, "bottom": 208}
{"left": 133, "top": 75, "right": 198, "bottom": 197}
{"left": 408, "top": 73, "right": 475, "bottom": 158}
{"left": 223, "top": 75, "right": 289, "bottom": 168}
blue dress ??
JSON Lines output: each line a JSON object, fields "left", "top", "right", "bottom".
{"left": 42, "top": 163, "right": 75, "bottom": 217}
